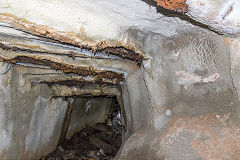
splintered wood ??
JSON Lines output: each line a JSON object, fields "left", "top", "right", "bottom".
{"left": 155, "top": 0, "right": 188, "bottom": 12}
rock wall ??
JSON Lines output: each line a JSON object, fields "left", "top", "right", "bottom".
{"left": 0, "top": 65, "right": 69, "bottom": 159}
{"left": 0, "top": 0, "right": 240, "bottom": 159}
{"left": 0, "top": 64, "right": 116, "bottom": 159}
{"left": 0, "top": 62, "right": 12, "bottom": 159}
{"left": 118, "top": 27, "right": 240, "bottom": 160}
{"left": 66, "top": 97, "right": 113, "bottom": 139}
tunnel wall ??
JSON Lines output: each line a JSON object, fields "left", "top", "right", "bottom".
{"left": 0, "top": 64, "right": 115, "bottom": 159}
{"left": 0, "top": 63, "right": 115, "bottom": 159}
{"left": 1, "top": 0, "right": 240, "bottom": 159}
{"left": 65, "top": 97, "right": 113, "bottom": 139}
{"left": 0, "top": 65, "right": 69, "bottom": 159}
{"left": 0, "top": 23, "right": 240, "bottom": 160}
{"left": 117, "top": 28, "right": 240, "bottom": 160}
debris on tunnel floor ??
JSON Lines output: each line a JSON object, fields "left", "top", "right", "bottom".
{"left": 41, "top": 122, "right": 122, "bottom": 160}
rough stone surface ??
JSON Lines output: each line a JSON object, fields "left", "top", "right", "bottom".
{"left": 185, "top": 0, "right": 240, "bottom": 36}
{"left": 0, "top": 62, "right": 12, "bottom": 159}
{"left": 0, "top": 0, "right": 240, "bottom": 160}
{"left": 66, "top": 98, "right": 113, "bottom": 139}
{"left": 0, "top": 65, "right": 69, "bottom": 159}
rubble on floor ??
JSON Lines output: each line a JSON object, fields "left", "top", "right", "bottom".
{"left": 41, "top": 123, "right": 122, "bottom": 160}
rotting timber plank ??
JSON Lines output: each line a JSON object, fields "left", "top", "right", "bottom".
{"left": 50, "top": 83, "right": 120, "bottom": 98}
{"left": 0, "top": 42, "right": 112, "bottom": 61}
{"left": 155, "top": 0, "right": 188, "bottom": 12}
{"left": 40, "top": 79, "right": 118, "bottom": 87}
{"left": 0, "top": 13, "right": 146, "bottom": 65}
{"left": 0, "top": 55, "right": 125, "bottom": 84}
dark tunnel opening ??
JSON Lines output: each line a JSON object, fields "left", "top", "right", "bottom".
{"left": 41, "top": 96, "right": 125, "bottom": 160}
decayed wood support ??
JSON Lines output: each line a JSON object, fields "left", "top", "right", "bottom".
{"left": 0, "top": 13, "right": 146, "bottom": 64}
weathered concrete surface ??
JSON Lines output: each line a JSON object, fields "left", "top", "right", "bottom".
{"left": 154, "top": 0, "right": 240, "bottom": 36}
{"left": 24, "top": 97, "right": 68, "bottom": 159}
{"left": 66, "top": 98, "right": 113, "bottom": 139}
{"left": 0, "top": 65, "right": 69, "bottom": 159}
{"left": 116, "top": 26, "right": 240, "bottom": 159}
{"left": 161, "top": 114, "right": 240, "bottom": 160}
{"left": 185, "top": 0, "right": 240, "bottom": 35}
{"left": 0, "top": 62, "right": 12, "bottom": 159}
{"left": 0, "top": 0, "right": 189, "bottom": 37}
{"left": 0, "top": 64, "right": 118, "bottom": 159}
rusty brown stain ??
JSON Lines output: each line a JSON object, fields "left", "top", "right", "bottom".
{"left": 200, "top": 2, "right": 204, "bottom": 6}
{"left": 224, "top": 38, "right": 232, "bottom": 46}
{"left": 0, "top": 55, "right": 124, "bottom": 84}
{"left": 155, "top": 0, "right": 188, "bottom": 12}
{"left": 162, "top": 113, "right": 240, "bottom": 160}
{"left": 0, "top": 13, "right": 146, "bottom": 65}
{"left": 222, "top": 5, "right": 233, "bottom": 20}
{"left": 0, "top": 149, "right": 6, "bottom": 160}
{"left": 1, "top": 74, "right": 9, "bottom": 87}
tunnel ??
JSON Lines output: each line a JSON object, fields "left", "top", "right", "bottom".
{"left": 1, "top": 0, "right": 240, "bottom": 160}
{"left": 44, "top": 96, "right": 125, "bottom": 159}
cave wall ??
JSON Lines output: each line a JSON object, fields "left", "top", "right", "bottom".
{"left": 0, "top": 0, "right": 240, "bottom": 159}
{"left": 0, "top": 62, "right": 12, "bottom": 159}
{"left": 117, "top": 27, "right": 240, "bottom": 160}
{"left": 0, "top": 64, "right": 69, "bottom": 159}
{"left": 66, "top": 97, "right": 113, "bottom": 139}
{"left": 0, "top": 64, "right": 116, "bottom": 159}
